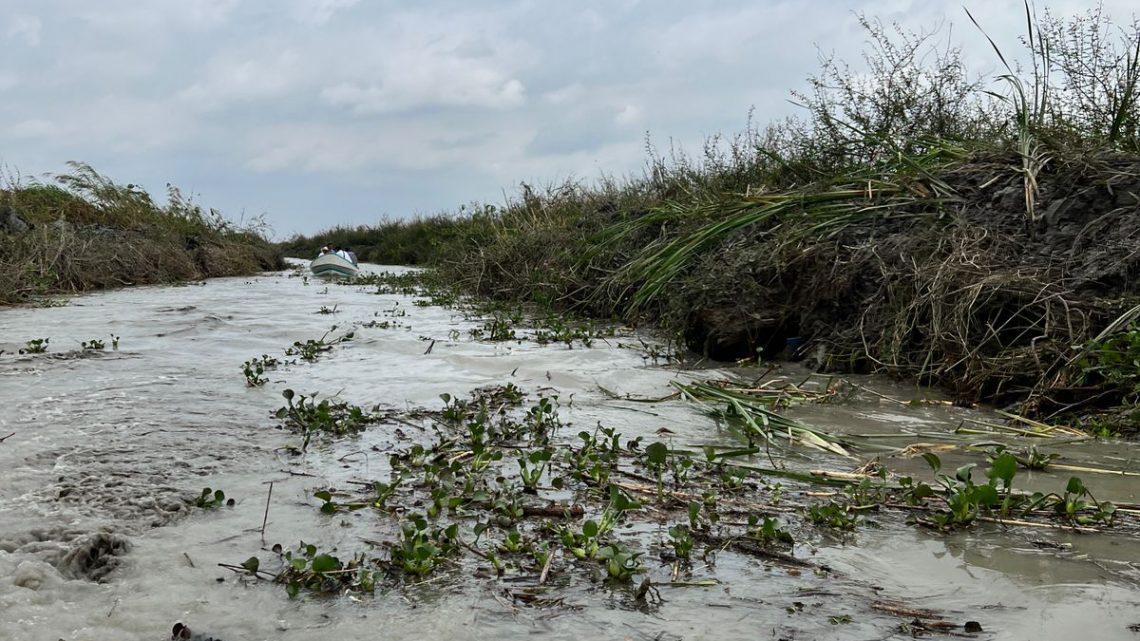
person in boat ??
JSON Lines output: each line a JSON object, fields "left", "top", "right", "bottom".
{"left": 318, "top": 245, "right": 330, "bottom": 256}
{"left": 343, "top": 246, "right": 359, "bottom": 266}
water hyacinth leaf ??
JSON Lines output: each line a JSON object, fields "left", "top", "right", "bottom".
{"left": 973, "top": 484, "right": 999, "bottom": 507}
{"left": 311, "top": 554, "right": 341, "bottom": 573}
{"left": 921, "top": 452, "right": 942, "bottom": 474}
{"left": 241, "top": 556, "right": 260, "bottom": 574}
{"left": 910, "top": 483, "right": 935, "bottom": 500}
{"left": 1066, "top": 477, "right": 1087, "bottom": 495}
{"left": 583, "top": 520, "right": 599, "bottom": 538}
{"left": 646, "top": 442, "right": 669, "bottom": 466}
{"left": 955, "top": 463, "right": 976, "bottom": 483}
{"left": 989, "top": 452, "right": 1018, "bottom": 487}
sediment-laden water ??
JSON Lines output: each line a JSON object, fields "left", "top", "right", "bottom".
{"left": 1, "top": 263, "right": 1137, "bottom": 641}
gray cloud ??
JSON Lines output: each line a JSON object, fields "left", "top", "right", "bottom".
{"left": 0, "top": 0, "right": 1136, "bottom": 236}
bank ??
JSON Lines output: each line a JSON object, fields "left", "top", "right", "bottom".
{"left": 0, "top": 162, "right": 283, "bottom": 306}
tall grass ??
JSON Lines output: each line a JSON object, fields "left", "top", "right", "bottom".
{"left": 0, "top": 163, "right": 282, "bottom": 304}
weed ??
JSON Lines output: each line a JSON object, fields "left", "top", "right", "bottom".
{"left": 667, "top": 524, "right": 695, "bottom": 561}
{"left": 748, "top": 515, "right": 794, "bottom": 545}
{"left": 284, "top": 328, "right": 353, "bottom": 362}
{"left": 242, "top": 354, "right": 280, "bottom": 387}
{"left": 19, "top": 338, "right": 48, "bottom": 354}
{"left": 390, "top": 513, "right": 458, "bottom": 575}
{"left": 195, "top": 487, "right": 235, "bottom": 509}
{"left": 598, "top": 542, "right": 645, "bottom": 582}
{"left": 517, "top": 447, "right": 553, "bottom": 493}
{"left": 274, "top": 389, "right": 382, "bottom": 449}
{"left": 807, "top": 500, "right": 860, "bottom": 531}
{"left": 277, "top": 542, "right": 377, "bottom": 597}
{"left": 80, "top": 338, "right": 104, "bottom": 350}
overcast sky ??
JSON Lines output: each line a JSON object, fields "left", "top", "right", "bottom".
{"left": 1, "top": 1, "right": 1135, "bottom": 237}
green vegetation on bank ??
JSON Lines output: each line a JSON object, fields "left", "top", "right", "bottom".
{"left": 282, "top": 6, "right": 1140, "bottom": 434}
{"left": 0, "top": 162, "right": 282, "bottom": 305}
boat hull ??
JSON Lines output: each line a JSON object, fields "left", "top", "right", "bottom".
{"left": 309, "top": 254, "right": 359, "bottom": 279}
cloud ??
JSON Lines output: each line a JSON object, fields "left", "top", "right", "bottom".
{"left": 7, "top": 15, "right": 42, "bottom": 46}
{"left": 179, "top": 48, "right": 308, "bottom": 111}
{"left": 317, "top": 14, "right": 534, "bottom": 114}
{"left": 322, "top": 78, "right": 525, "bottom": 115}
{"left": 244, "top": 119, "right": 535, "bottom": 174}
{"left": 7, "top": 119, "right": 59, "bottom": 140}
{"left": 0, "top": 72, "right": 19, "bottom": 91}
{"left": 614, "top": 104, "right": 643, "bottom": 126}
{"left": 291, "top": 0, "right": 361, "bottom": 26}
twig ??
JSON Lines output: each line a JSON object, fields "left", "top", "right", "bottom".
{"left": 0, "top": 432, "right": 14, "bottom": 443}
{"left": 217, "top": 562, "right": 278, "bottom": 581}
{"left": 183, "top": 552, "right": 195, "bottom": 568}
{"left": 261, "top": 481, "right": 274, "bottom": 543}
{"left": 539, "top": 549, "right": 554, "bottom": 585}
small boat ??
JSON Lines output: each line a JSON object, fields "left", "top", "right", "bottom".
{"left": 310, "top": 252, "right": 359, "bottom": 279}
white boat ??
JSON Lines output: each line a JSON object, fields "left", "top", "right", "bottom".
{"left": 309, "top": 252, "right": 359, "bottom": 279}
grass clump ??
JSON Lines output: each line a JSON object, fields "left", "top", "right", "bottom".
{"left": 0, "top": 162, "right": 282, "bottom": 305}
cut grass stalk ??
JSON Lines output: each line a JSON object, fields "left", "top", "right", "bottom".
{"left": 674, "top": 381, "right": 852, "bottom": 457}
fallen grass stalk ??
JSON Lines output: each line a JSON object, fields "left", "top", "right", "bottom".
{"left": 675, "top": 380, "right": 852, "bottom": 456}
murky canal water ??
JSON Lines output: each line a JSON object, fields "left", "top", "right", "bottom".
{"left": 1, "top": 263, "right": 1137, "bottom": 640}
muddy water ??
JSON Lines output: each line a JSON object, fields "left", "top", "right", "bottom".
{"left": 1, "top": 264, "right": 1137, "bottom": 641}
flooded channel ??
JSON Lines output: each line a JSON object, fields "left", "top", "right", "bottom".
{"left": 1, "top": 263, "right": 1137, "bottom": 641}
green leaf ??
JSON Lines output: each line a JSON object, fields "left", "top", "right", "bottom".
{"left": 1065, "top": 477, "right": 1087, "bottom": 495}
{"left": 920, "top": 452, "right": 942, "bottom": 474}
{"left": 314, "top": 490, "right": 332, "bottom": 502}
{"left": 954, "top": 463, "right": 976, "bottom": 483}
{"left": 241, "top": 556, "right": 259, "bottom": 574}
{"left": 988, "top": 452, "right": 1018, "bottom": 487}
{"left": 910, "top": 483, "right": 935, "bottom": 500}
{"left": 646, "top": 442, "right": 669, "bottom": 466}
{"left": 582, "top": 520, "right": 598, "bottom": 538}
{"left": 310, "top": 554, "right": 341, "bottom": 573}
{"left": 972, "top": 484, "right": 999, "bottom": 507}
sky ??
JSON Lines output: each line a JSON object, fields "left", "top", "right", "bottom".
{"left": 0, "top": 1, "right": 1136, "bottom": 237}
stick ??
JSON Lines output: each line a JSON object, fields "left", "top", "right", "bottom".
{"left": 261, "top": 481, "right": 274, "bottom": 543}
{"left": 183, "top": 552, "right": 195, "bottom": 568}
{"left": 0, "top": 432, "right": 14, "bottom": 443}
{"left": 539, "top": 550, "right": 554, "bottom": 585}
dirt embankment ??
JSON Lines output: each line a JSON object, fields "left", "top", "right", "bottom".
{"left": 421, "top": 152, "right": 1140, "bottom": 434}
{"left": 665, "top": 154, "right": 1140, "bottom": 427}
{"left": 0, "top": 165, "right": 284, "bottom": 305}
{"left": 0, "top": 218, "right": 283, "bottom": 305}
